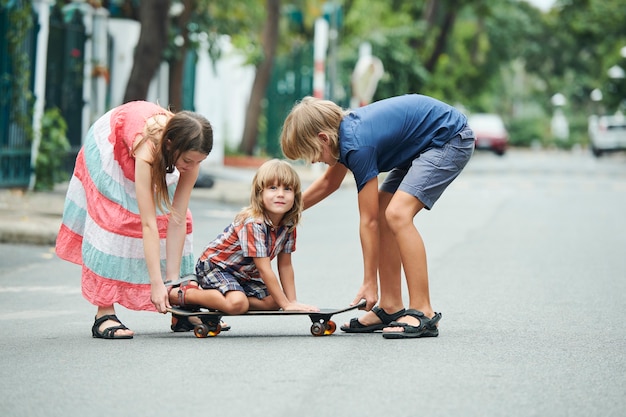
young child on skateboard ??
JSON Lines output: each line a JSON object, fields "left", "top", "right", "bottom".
{"left": 168, "top": 159, "right": 318, "bottom": 329}
{"left": 280, "top": 94, "right": 475, "bottom": 339}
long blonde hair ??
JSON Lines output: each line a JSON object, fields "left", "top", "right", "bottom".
{"left": 235, "top": 159, "right": 302, "bottom": 232}
{"left": 280, "top": 96, "right": 344, "bottom": 163}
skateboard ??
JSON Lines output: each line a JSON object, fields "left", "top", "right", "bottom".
{"left": 167, "top": 300, "right": 366, "bottom": 338}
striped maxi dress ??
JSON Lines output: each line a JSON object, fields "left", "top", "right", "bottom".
{"left": 56, "top": 101, "right": 195, "bottom": 311}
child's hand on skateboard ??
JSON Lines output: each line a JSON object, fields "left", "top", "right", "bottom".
{"left": 352, "top": 283, "right": 378, "bottom": 311}
{"left": 283, "top": 302, "right": 320, "bottom": 312}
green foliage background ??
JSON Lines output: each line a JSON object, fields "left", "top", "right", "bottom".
{"left": 35, "top": 108, "right": 70, "bottom": 191}
{"left": 316, "top": 0, "right": 626, "bottom": 149}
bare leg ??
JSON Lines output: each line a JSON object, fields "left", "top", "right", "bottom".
{"left": 377, "top": 191, "right": 406, "bottom": 312}
{"left": 95, "top": 305, "right": 134, "bottom": 337}
{"left": 383, "top": 191, "right": 435, "bottom": 329}
{"left": 170, "top": 286, "right": 249, "bottom": 315}
{"left": 248, "top": 295, "right": 280, "bottom": 311}
{"left": 344, "top": 191, "right": 405, "bottom": 327}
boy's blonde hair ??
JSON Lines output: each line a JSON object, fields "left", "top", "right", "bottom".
{"left": 280, "top": 96, "right": 344, "bottom": 163}
{"left": 235, "top": 159, "right": 302, "bottom": 232}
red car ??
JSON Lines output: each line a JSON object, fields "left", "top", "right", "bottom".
{"left": 467, "top": 113, "right": 509, "bottom": 156}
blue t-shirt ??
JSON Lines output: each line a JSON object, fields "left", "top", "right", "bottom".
{"left": 338, "top": 94, "right": 467, "bottom": 191}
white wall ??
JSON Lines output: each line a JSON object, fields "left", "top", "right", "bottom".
{"left": 107, "top": 27, "right": 254, "bottom": 168}
{"left": 194, "top": 35, "right": 255, "bottom": 167}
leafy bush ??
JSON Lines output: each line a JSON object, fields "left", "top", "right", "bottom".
{"left": 35, "top": 108, "right": 70, "bottom": 191}
{"left": 507, "top": 116, "right": 547, "bottom": 148}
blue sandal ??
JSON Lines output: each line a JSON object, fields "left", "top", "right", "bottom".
{"left": 382, "top": 309, "right": 441, "bottom": 339}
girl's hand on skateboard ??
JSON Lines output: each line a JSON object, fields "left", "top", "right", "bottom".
{"left": 151, "top": 282, "right": 171, "bottom": 313}
{"left": 283, "top": 302, "right": 320, "bottom": 312}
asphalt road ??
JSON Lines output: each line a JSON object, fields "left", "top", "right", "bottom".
{"left": 1, "top": 149, "right": 625, "bottom": 417}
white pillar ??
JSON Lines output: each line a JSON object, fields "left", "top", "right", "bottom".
{"left": 91, "top": 8, "right": 109, "bottom": 122}
{"left": 313, "top": 18, "right": 329, "bottom": 99}
{"left": 29, "top": 0, "right": 53, "bottom": 191}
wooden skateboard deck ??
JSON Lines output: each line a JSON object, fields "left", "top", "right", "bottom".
{"left": 167, "top": 300, "right": 366, "bottom": 337}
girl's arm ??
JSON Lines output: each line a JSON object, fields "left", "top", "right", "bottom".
{"left": 135, "top": 157, "right": 170, "bottom": 313}
{"left": 302, "top": 163, "right": 348, "bottom": 209}
{"left": 354, "top": 177, "right": 380, "bottom": 310}
{"left": 165, "top": 164, "right": 199, "bottom": 283}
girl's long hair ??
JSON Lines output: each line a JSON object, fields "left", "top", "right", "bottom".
{"left": 235, "top": 159, "right": 302, "bottom": 232}
{"left": 151, "top": 111, "right": 213, "bottom": 212}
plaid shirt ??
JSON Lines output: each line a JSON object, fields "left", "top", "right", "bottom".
{"left": 198, "top": 217, "right": 296, "bottom": 282}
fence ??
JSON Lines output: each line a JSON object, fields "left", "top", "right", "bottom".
{"left": 2, "top": 2, "right": 323, "bottom": 187}
{"left": 0, "top": 3, "right": 37, "bottom": 188}
{"left": 1, "top": 2, "right": 86, "bottom": 188}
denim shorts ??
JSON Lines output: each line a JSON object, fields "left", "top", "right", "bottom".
{"left": 380, "top": 126, "right": 475, "bottom": 209}
{"left": 196, "top": 260, "right": 269, "bottom": 299}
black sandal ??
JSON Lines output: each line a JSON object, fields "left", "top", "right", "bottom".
{"left": 171, "top": 313, "right": 196, "bottom": 332}
{"left": 168, "top": 280, "right": 232, "bottom": 332}
{"left": 170, "top": 313, "right": 232, "bottom": 333}
{"left": 382, "top": 309, "right": 441, "bottom": 339}
{"left": 340, "top": 306, "right": 406, "bottom": 333}
{"left": 92, "top": 314, "right": 133, "bottom": 339}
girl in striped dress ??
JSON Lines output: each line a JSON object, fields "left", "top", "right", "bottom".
{"left": 56, "top": 101, "right": 213, "bottom": 339}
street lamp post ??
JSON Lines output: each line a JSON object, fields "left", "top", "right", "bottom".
{"left": 550, "top": 93, "right": 569, "bottom": 142}
{"left": 606, "top": 46, "right": 626, "bottom": 113}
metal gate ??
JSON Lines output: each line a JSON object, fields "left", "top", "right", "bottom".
{"left": 46, "top": 4, "right": 85, "bottom": 174}
{"left": 265, "top": 44, "right": 313, "bottom": 157}
{"left": 0, "top": 2, "right": 37, "bottom": 188}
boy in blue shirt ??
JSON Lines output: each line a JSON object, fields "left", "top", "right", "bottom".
{"left": 280, "top": 94, "right": 474, "bottom": 339}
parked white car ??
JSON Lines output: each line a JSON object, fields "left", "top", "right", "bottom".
{"left": 588, "top": 113, "right": 626, "bottom": 157}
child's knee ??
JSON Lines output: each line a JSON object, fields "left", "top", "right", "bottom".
{"left": 223, "top": 294, "right": 249, "bottom": 314}
{"left": 384, "top": 207, "right": 410, "bottom": 231}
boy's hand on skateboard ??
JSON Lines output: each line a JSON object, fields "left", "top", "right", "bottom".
{"left": 283, "top": 302, "right": 320, "bottom": 312}
{"left": 352, "top": 283, "right": 378, "bottom": 311}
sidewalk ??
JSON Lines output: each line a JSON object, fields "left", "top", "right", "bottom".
{"left": 0, "top": 163, "right": 338, "bottom": 246}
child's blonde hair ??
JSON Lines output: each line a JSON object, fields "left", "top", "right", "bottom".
{"left": 280, "top": 96, "right": 344, "bottom": 163}
{"left": 235, "top": 159, "right": 302, "bottom": 232}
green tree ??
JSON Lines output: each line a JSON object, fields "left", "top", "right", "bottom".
{"left": 124, "top": 0, "right": 170, "bottom": 104}
{"left": 524, "top": 0, "right": 626, "bottom": 114}
{"left": 122, "top": 0, "right": 265, "bottom": 112}
{"left": 240, "top": 0, "right": 281, "bottom": 155}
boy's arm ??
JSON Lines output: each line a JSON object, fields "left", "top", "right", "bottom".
{"left": 303, "top": 163, "right": 348, "bottom": 209}
{"left": 354, "top": 178, "right": 380, "bottom": 310}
